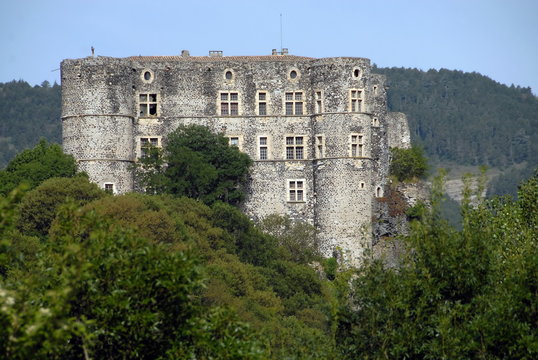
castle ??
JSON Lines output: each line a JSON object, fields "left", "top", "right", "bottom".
{"left": 61, "top": 50, "right": 410, "bottom": 265}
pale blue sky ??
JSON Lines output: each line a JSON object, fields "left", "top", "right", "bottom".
{"left": 1, "top": 0, "right": 537, "bottom": 94}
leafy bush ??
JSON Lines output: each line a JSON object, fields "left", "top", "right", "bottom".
{"left": 389, "top": 146, "right": 428, "bottom": 181}
{"left": 0, "top": 139, "right": 77, "bottom": 195}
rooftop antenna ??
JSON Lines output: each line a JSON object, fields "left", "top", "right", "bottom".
{"left": 280, "top": 13, "right": 283, "bottom": 53}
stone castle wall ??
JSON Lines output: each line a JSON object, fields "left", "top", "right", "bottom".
{"left": 61, "top": 53, "right": 410, "bottom": 265}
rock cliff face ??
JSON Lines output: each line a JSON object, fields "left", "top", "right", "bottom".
{"left": 61, "top": 52, "right": 411, "bottom": 266}
{"left": 372, "top": 181, "right": 429, "bottom": 267}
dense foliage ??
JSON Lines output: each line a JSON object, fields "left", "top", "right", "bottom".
{"left": 1, "top": 178, "right": 340, "bottom": 358}
{"left": 0, "top": 139, "right": 78, "bottom": 196}
{"left": 337, "top": 171, "right": 538, "bottom": 359}
{"left": 389, "top": 146, "right": 428, "bottom": 181}
{"left": 1, "top": 141, "right": 537, "bottom": 358}
{"left": 134, "top": 125, "right": 252, "bottom": 205}
{"left": 0, "top": 81, "right": 61, "bottom": 168}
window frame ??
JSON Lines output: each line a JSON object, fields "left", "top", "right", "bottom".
{"left": 350, "top": 133, "right": 364, "bottom": 157}
{"left": 257, "top": 91, "right": 269, "bottom": 116}
{"left": 226, "top": 135, "right": 243, "bottom": 151}
{"left": 138, "top": 136, "right": 162, "bottom": 158}
{"left": 315, "top": 134, "right": 325, "bottom": 159}
{"left": 287, "top": 179, "right": 306, "bottom": 203}
{"left": 284, "top": 91, "right": 305, "bottom": 116}
{"left": 285, "top": 135, "right": 307, "bottom": 160}
{"left": 315, "top": 90, "right": 323, "bottom": 113}
{"left": 103, "top": 182, "right": 115, "bottom": 194}
{"left": 349, "top": 89, "right": 364, "bottom": 113}
{"left": 219, "top": 91, "right": 240, "bottom": 116}
{"left": 258, "top": 135, "right": 270, "bottom": 160}
{"left": 138, "top": 93, "right": 159, "bottom": 117}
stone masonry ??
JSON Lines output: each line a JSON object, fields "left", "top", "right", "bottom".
{"left": 61, "top": 50, "right": 410, "bottom": 265}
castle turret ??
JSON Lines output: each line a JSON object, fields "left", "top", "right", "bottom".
{"left": 61, "top": 57, "right": 135, "bottom": 193}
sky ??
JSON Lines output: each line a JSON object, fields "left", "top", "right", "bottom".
{"left": 1, "top": 0, "right": 537, "bottom": 94}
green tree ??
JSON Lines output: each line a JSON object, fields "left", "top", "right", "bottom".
{"left": 389, "top": 146, "right": 428, "bottom": 181}
{"left": 135, "top": 125, "right": 252, "bottom": 205}
{"left": 16, "top": 176, "right": 106, "bottom": 237}
{"left": 338, "top": 172, "right": 538, "bottom": 359}
{"left": 1, "top": 197, "right": 267, "bottom": 359}
{"left": 0, "top": 139, "right": 77, "bottom": 195}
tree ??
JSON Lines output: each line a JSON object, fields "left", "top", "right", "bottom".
{"left": 1, "top": 196, "right": 267, "bottom": 359}
{"left": 337, "top": 172, "right": 538, "bottom": 359}
{"left": 16, "top": 176, "right": 106, "bottom": 237}
{"left": 389, "top": 146, "right": 428, "bottom": 181}
{"left": 135, "top": 125, "right": 252, "bottom": 205}
{"left": 0, "top": 139, "right": 77, "bottom": 195}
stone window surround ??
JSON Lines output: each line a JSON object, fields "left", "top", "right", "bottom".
{"left": 257, "top": 135, "right": 271, "bottom": 160}
{"left": 138, "top": 92, "right": 160, "bottom": 117}
{"left": 287, "top": 179, "right": 306, "bottom": 203}
{"left": 314, "top": 90, "right": 323, "bottom": 113}
{"left": 218, "top": 91, "right": 241, "bottom": 116}
{"left": 372, "top": 117, "right": 380, "bottom": 127}
{"left": 140, "top": 68, "right": 155, "bottom": 84}
{"left": 287, "top": 67, "right": 301, "bottom": 81}
{"left": 349, "top": 89, "right": 364, "bottom": 113}
{"left": 315, "top": 134, "right": 325, "bottom": 158}
{"left": 223, "top": 68, "right": 235, "bottom": 82}
{"left": 285, "top": 135, "right": 307, "bottom": 160}
{"left": 256, "top": 90, "right": 269, "bottom": 116}
{"left": 376, "top": 185, "right": 384, "bottom": 198}
{"left": 283, "top": 91, "right": 305, "bottom": 116}
{"left": 104, "top": 182, "right": 116, "bottom": 194}
{"left": 226, "top": 134, "right": 244, "bottom": 151}
{"left": 349, "top": 133, "right": 364, "bottom": 157}
{"left": 137, "top": 136, "right": 162, "bottom": 159}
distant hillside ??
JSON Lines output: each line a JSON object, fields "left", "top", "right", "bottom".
{"left": 374, "top": 66, "right": 538, "bottom": 167}
{"left": 1, "top": 70, "right": 536, "bottom": 195}
{"left": 374, "top": 66, "right": 538, "bottom": 197}
{"left": 0, "top": 80, "right": 61, "bottom": 168}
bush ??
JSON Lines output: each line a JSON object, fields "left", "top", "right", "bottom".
{"left": 389, "top": 146, "right": 428, "bottom": 181}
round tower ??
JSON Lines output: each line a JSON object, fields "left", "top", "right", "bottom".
{"left": 310, "top": 58, "right": 377, "bottom": 265}
{"left": 61, "top": 57, "right": 135, "bottom": 193}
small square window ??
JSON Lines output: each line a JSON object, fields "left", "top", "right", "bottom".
{"left": 288, "top": 180, "right": 305, "bottom": 202}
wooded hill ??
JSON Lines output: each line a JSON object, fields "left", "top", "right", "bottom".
{"left": 1, "top": 67, "right": 537, "bottom": 195}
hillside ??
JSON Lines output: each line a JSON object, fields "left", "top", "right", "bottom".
{"left": 0, "top": 80, "right": 61, "bottom": 168}
{"left": 373, "top": 66, "right": 538, "bottom": 197}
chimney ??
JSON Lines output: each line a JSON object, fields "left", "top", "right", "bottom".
{"left": 181, "top": 50, "right": 190, "bottom": 57}
{"left": 209, "top": 50, "right": 223, "bottom": 57}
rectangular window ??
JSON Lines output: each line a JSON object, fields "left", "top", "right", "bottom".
{"left": 349, "top": 89, "right": 363, "bottom": 112}
{"left": 104, "top": 183, "right": 115, "bottom": 194}
{"left": 284, "top": 91, "right": 304, "bottom": 115}
{"left": 220, "top": 92, "right": 239, "bottom": 116}
{"left": 288, "top": 180, "right": 305, "bottom": 202}
{"left": 315, "top": 91, "right": 323, "bottom": 113}
{"left": 140, "top": 136, "right": 160, "bottom": 158}
{"left": 258, "top": 136, "right": 268, "bottom": 160}
{"left": 229, "top": 137, "right": 239, "bottom": 147}
{"left": 350, "top": 134, "right": 364, "bottom": 157}
{"left": 257, "top": 91, "right": 268, "bottom": 115}
{"left": 286, "top": 136, "right": 305, "bottom": 160}
{"left": 139, "top": 93, "right": 158, "bottom": 117}
{"left": 315, "top": 134, "right": 324, "bottom": 158}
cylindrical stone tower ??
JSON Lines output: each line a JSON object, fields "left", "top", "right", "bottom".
{"left": 61, "top": 57, "right": 135, "bottom": 193}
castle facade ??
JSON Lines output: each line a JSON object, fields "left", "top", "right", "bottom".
{"left": 61, "top": 50, "right": 410, "bottom": 264}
